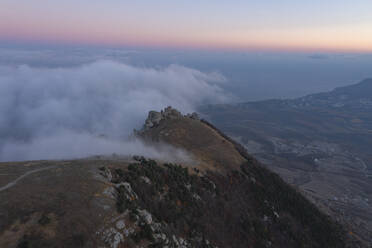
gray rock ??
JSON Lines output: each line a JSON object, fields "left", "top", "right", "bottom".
{"left": 186, "top": 112, "right": 200, "bottom": 120}
{"left": 163, "top": 106, "right": 182, "bottom": 119}
{"left": 138, "top": 209, "right": 153, "bottom": 224}
{"left": 102, "top": 227, "right": 124, "bottom": 248}
{"left": 115, "top": 182, "right": 138, "bottom": 200}
{"left": 100, "top": 166, "right": 113, "bottom": 181}
{"left": 116, "top": 220, "right": 125, "bottom": 230}
{"left": 145, "top": 111, "right": 162, "bottom": 128}
{"left": 142, "top": 106, "right": 199, "bottom": 132}
{"left": 140, "top": 176, "right": 151, "bottom": 184}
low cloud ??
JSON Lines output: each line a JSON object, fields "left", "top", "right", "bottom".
{"left": 0, "top": 131, "right": 192, "bottom": 163}
{"left": 0, "top": 60, "right": 232, "bottom": 161}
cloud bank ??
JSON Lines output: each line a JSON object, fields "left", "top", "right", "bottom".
{"left": 0, "top": 61, "right": 231, "bottom": 161}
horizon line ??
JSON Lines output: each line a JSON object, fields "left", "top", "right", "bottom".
{"left": 1, "top": 37, "right": 372, "bottom": 55}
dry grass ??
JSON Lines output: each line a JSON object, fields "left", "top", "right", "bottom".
{"left": 140, "top": 117, "right": 245, "bottom": 173}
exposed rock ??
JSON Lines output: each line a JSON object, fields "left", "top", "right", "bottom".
{"left": 140, "top": 176, "right": 151, "bottom": 184}
{"left": 192, "top": 193, "right": 202, "bottom": 201}
{"left": 115, "top": 182, "right": 138, "bottom": 201}
{"left": 162, "top": 106, "right": 183, "bottom": 119}
{"left": 116, "top": 220, "right": 125, "bottom": 230}
{"left": 138, "top": 209, "right": 153, "bottom": 225}
{"left": 102, "top": 227, "right": 124, "bottom": 248}
{"left": 145, "top": 111, "right": 162, "bottom": 128}
{"left": 274, "top": 211, "right": 280, "bottom": 218}
{"left": 142, "top": 106, "right": 199, "bottom": 131}
{"left": 100, "top": 166, "right": 113, "bottom": 181}
{"left": 122, "top": 227, "right": 135, "bottom": 237}
{"left": 186, "top": 112, "right": 200, "bottom": 120}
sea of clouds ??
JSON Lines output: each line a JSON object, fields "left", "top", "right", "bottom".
{"left": 0, "top": 60, "right": 232, "bottom": 162}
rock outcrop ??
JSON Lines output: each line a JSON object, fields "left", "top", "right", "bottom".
{"left": 144, "top": 111, "right": 162, "bottom": 129}
{"left": 142, "top": 106, "right": 199, "bottom": 131}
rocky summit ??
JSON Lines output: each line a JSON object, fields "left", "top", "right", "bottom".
{"left": 143, "top": 106, "right": 199, "bottom": 130}
{"left": 0, "top": 107, "right": 351, "bottom": 248}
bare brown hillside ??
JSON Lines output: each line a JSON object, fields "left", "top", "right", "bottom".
{"left": 0, "top": 107, "right": 350, "bottom": 248}
{"left": 140, "top": 115, "right": 245, "bottom": 173}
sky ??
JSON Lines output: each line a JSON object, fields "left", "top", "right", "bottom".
{"left": 1, "top": 1, "right": 372, "bottom": 161}
{"left": 1, "top": 0, "right": 372, "bottom": 52}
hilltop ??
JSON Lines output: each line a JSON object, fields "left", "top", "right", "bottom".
{"left": 0, "top": 107, "right": 348, "bottom": 247}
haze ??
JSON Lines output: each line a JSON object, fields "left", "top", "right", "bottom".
{"left": 0, "top": 1, "right": 372, "bottom": 160}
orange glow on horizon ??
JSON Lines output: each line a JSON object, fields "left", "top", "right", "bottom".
{"left": 1, "top": 14, "right": 372, "bottom": 53}
{"left": 2, "top": 31, "right": 372, "bottom": 54}
{"left": 1, "top": 1, "right": 372, "bottom": 53}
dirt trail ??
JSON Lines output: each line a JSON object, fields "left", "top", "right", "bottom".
{"left": 0, "top": 166, "right": 56, "bottom": 192}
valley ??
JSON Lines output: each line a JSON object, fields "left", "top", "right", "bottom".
{"left": 201, "top": 79, "right": 372, "bottom": 246}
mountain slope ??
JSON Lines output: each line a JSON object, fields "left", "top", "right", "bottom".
{"left": 138, "top": 107, "right": 245, "bottom": 173}
{"left": 200, "top": 79, "right": 372, "bottom": 246}
{"left": 0, "top": 107, "right": 348, "bottom": 247}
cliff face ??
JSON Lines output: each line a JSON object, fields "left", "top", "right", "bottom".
{"left": 0, "top": 107, "right": 348, "bottom": 248}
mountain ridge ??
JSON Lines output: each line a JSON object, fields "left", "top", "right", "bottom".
{"left": 0, "top": 107, "right": 350, "bottom": 247}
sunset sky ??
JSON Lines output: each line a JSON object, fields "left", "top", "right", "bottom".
{"left": 1, "top": 0, "right": 372, "bottom": 52}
